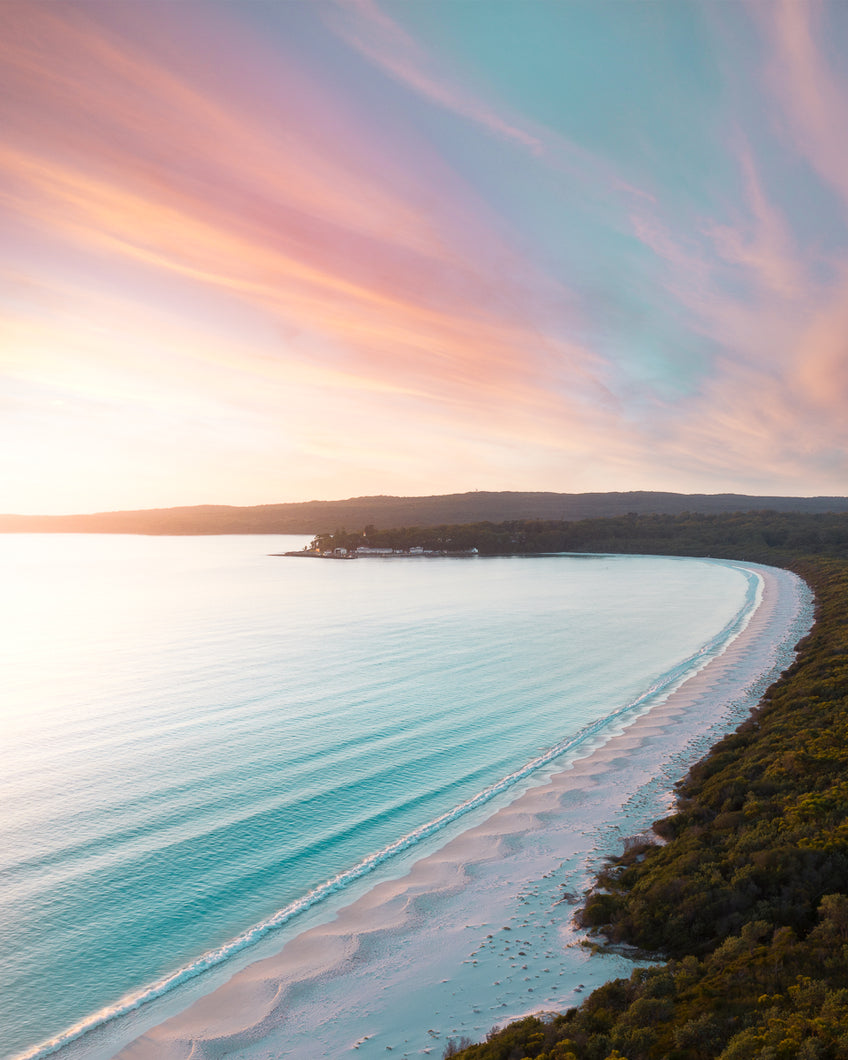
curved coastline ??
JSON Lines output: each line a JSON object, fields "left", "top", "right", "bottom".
{"left": 89, "top": 562, "right": 813, "bottom": 1060}
{"left": 12, "top": 563, "right": 759, "bottom": 1060}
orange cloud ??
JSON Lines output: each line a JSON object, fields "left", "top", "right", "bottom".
{"left": 1, "top": 2, "right": 614, "bottom": 434}
{"left": 791, "top": 271, "right": 848, "bottom": 415}
{"left": 0, "top": 4, "right": 441, "bottom": 256}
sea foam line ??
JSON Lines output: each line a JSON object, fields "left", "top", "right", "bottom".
{"left": 15, "top": 562, "right": 762, "bottom": 1060}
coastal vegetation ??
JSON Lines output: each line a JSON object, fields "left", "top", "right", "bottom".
{"left": 314, "top": 512, "right": 848, "bottom": 1060}
{"left": 312, "top": 509, "right": 848, "bottom": 564}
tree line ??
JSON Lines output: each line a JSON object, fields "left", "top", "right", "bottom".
{"left": 312, "top": 509, "right": 848, "bottom": 563}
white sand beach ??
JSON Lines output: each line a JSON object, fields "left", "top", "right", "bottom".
{"left": 113, "top": 564, "right": 811, "bottom": 1060}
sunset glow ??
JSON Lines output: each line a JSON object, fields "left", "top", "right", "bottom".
{"left": 3, "top": 0, "right": 848, "bottom": 514}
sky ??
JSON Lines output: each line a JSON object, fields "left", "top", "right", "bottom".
{"left": 2, "top": 1, "right": 848, "bottom": 514}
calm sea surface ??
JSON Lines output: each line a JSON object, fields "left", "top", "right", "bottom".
{"left": 0, "top": 535, "right": 759, "bottom": 1059}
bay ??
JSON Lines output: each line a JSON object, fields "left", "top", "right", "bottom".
{"left": 0, "top": 535, "right": 756, "bottom": 1059}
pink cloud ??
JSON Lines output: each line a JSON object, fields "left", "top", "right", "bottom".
{"left": 0, "top": 4, "right": 444, "bottom": 257}
{"left": 791, "top": 269, "right": 848, "bottom": 415}
{"left": 4, "top": 0, "right": 847, "bottom": 509}
{"left": 706, "top": 139, "right": 806, "bottom": 299}
{"left": 626, "top": 142, "right": 847, "bottom": 490}
{"left": 1, "top": 3, "right": 621, "bottom": 473}
{"left": 761, "top": 0, "right": 848, "bottom": 211}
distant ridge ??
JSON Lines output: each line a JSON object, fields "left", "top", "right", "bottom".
{"left": 2, "top": 491, "right": 848, "bottom": 535}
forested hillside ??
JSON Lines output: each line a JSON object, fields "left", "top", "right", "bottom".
{"left": 2, "top": 491, "right": 848, "bottom": 535}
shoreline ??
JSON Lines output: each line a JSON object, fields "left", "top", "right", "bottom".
{"left": 90, "top": 563, "right": 811, "bottom": 1059}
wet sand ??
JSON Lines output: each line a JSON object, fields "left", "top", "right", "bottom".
{"left": 115, "top": 563, "right": 811, "bottom": 1060}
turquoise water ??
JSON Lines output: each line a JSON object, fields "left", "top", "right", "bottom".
{"left": 0, "top": 535, "right": 757, "bottom": 1059}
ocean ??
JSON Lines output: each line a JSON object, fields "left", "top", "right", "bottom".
{"left": 1, "top": 534, "right": 761, "bottom": 1060}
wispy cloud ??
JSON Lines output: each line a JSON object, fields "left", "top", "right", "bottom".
{"left": 761, "top": 0, "right": 848, "bottom": 211}
{"left": 3, "top": 0, "right": 848, "bottom": 510}
{"left": 706, "top": 138, "right": 806, "bottom": 299}
{"left": 2, "top": 7, "right": 607, "bottom": 390}
{"left": 324, "top": 0, "right": 543, "bottom": 151}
